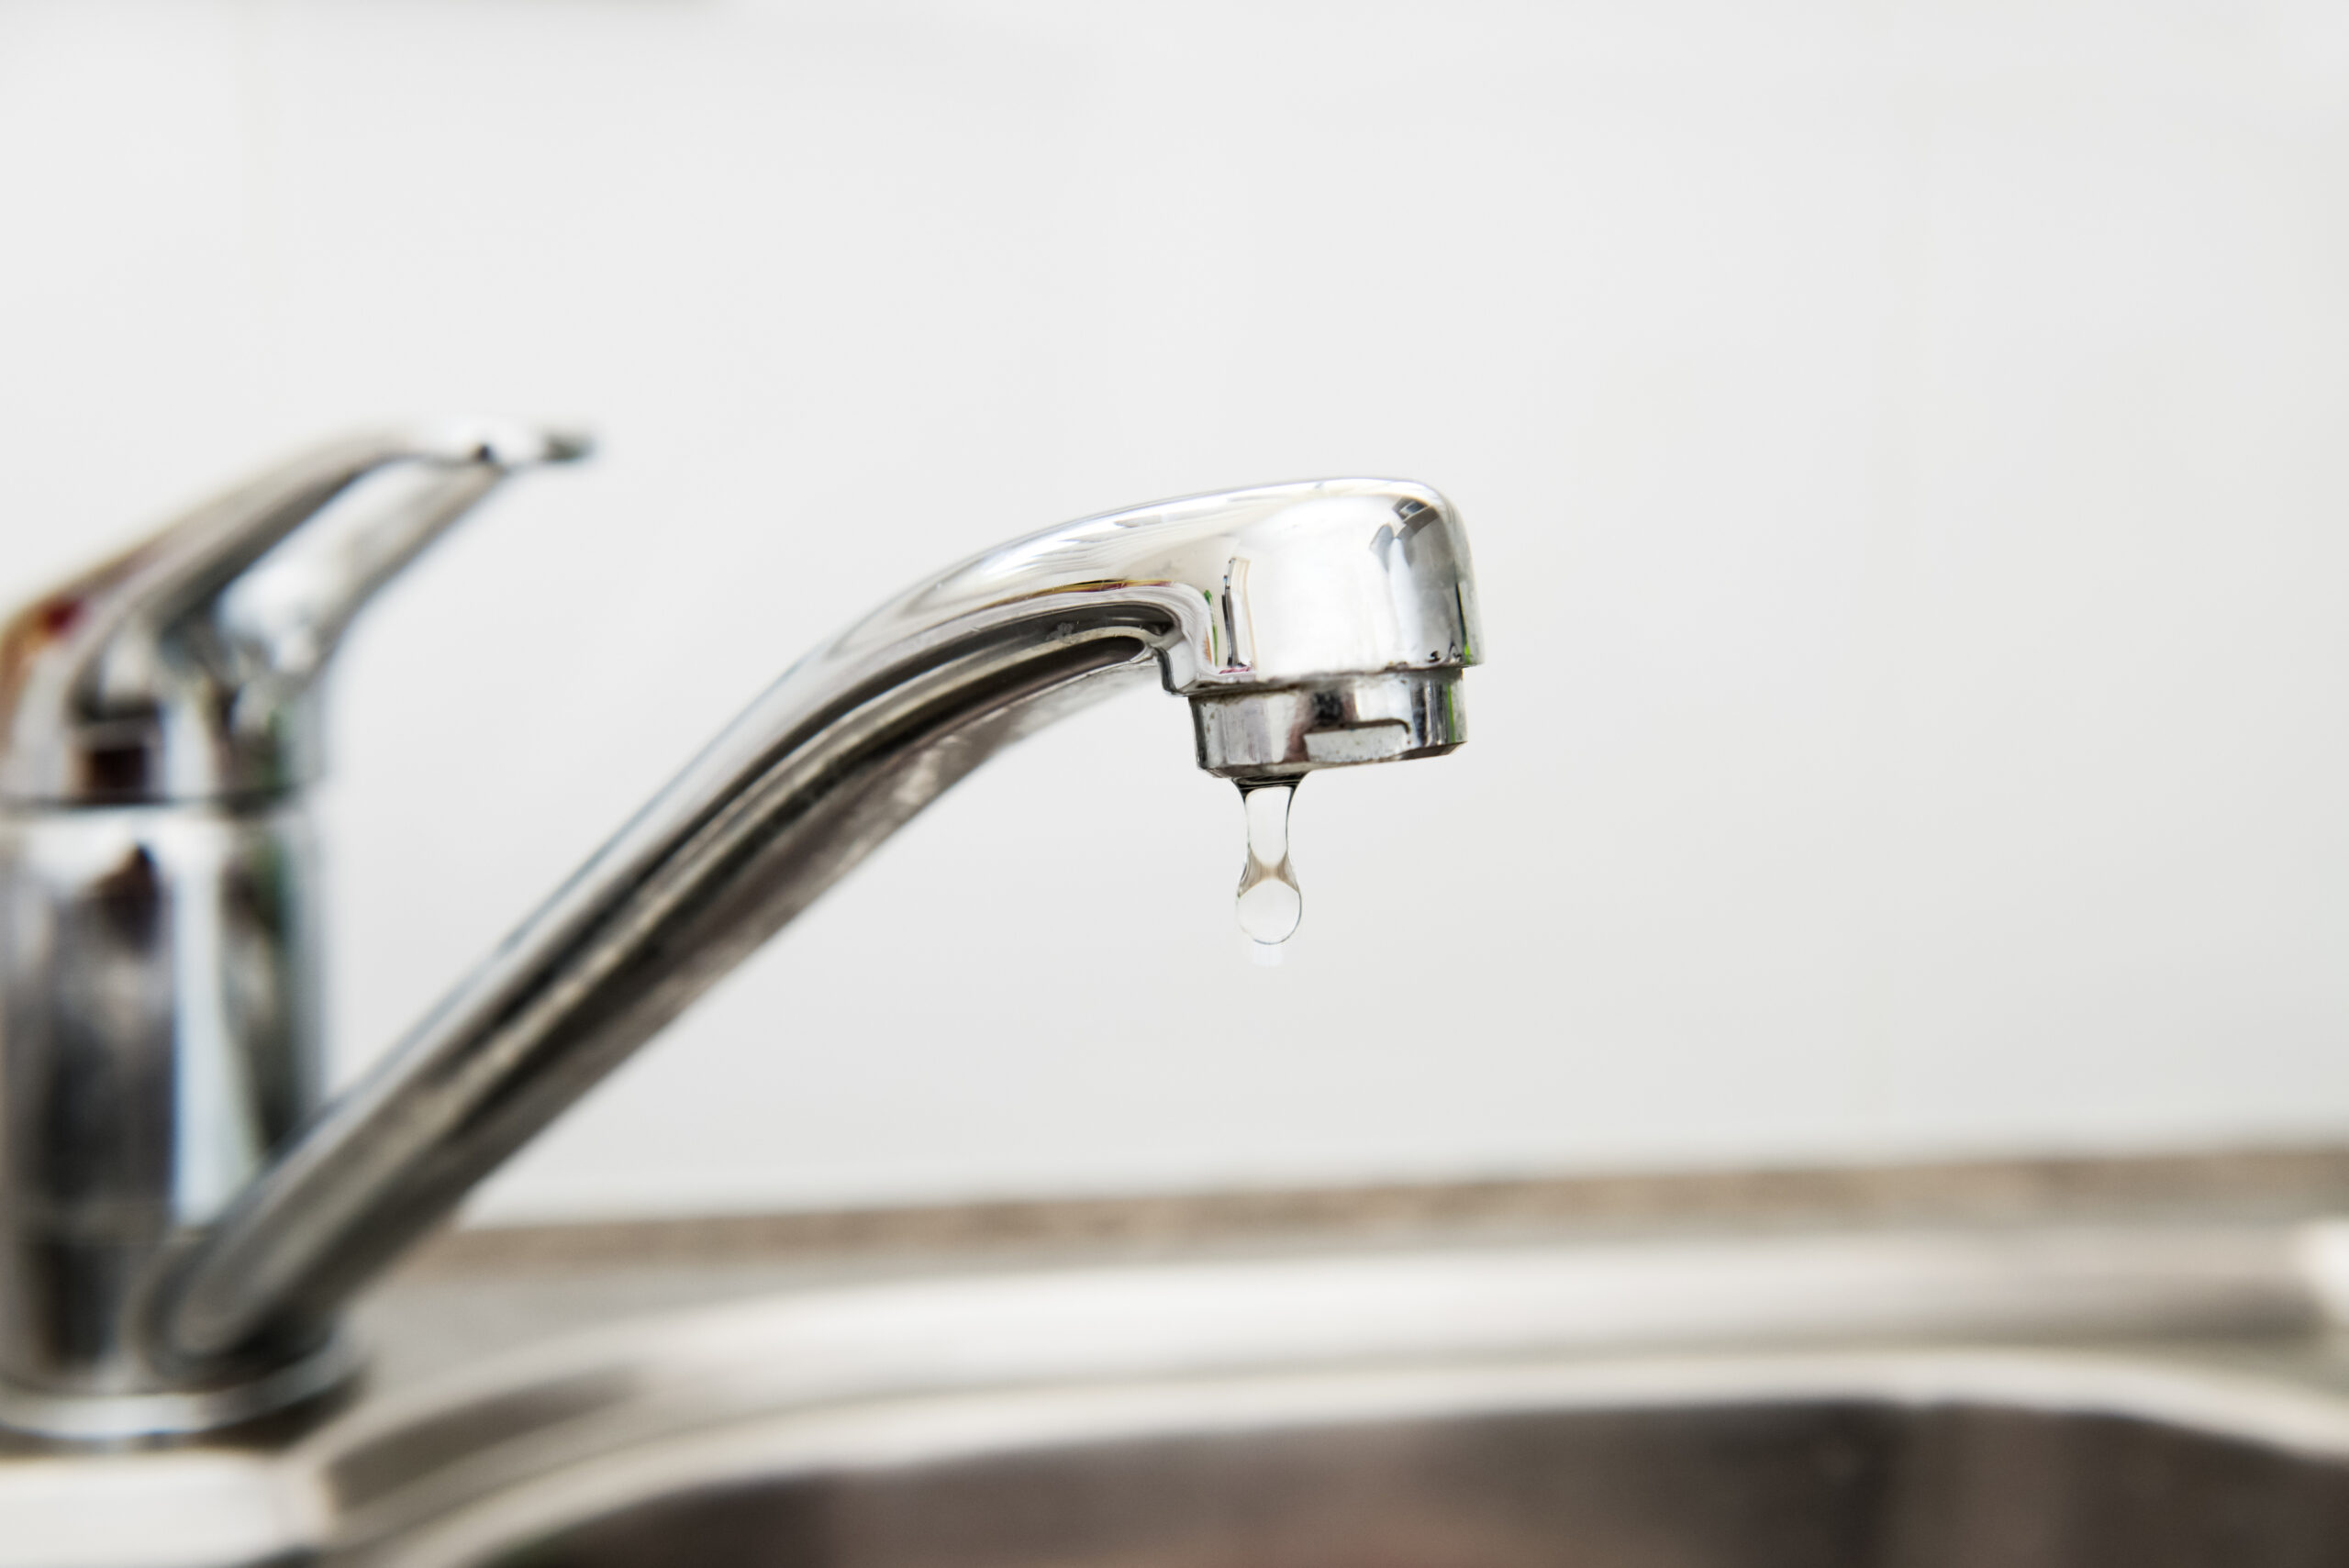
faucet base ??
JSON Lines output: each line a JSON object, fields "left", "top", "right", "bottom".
{"left": 0, "top": 1334, "right": 357, "bottom": 1444}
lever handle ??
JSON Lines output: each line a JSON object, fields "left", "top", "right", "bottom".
{"left": 0, "top": 422, "right": 590, "bottom": 805}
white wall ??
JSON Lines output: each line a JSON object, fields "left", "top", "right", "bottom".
{"left": 3, "top": 0, "right": 2347, "bottom": 1223}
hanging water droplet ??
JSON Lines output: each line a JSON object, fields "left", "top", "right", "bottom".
{"left": 1234, "top": 779, "right": 1302, "bottom": 951}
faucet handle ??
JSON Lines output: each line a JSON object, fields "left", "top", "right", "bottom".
{"left": 0, "top": 422, "right": 590, "bottom": 806}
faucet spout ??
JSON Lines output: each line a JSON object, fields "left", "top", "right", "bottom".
{"left": 150, "top": 478, "right": 1481, "bottom": 1388}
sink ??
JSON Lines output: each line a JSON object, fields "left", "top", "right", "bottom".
{"left": 11, "top": 1223, "right": 2349, "bottom": 1568}
{"left": 463, "top": 1380, "right": 2349, "bottom": 1568}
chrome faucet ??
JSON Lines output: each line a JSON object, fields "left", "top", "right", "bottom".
{"left": 0, "top": 427, "right": 1480, "bottom": 1440}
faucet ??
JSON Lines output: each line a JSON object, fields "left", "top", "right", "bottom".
{"left": 0, "top": 426, "right": 1480, "bottom": 1440}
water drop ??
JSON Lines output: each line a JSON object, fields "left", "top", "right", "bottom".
{"left": 1234, "top": 779, "right": 1302, "bottom": 949}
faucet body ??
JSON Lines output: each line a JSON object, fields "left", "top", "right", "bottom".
{"left": 0, "top": 441, "right": 1479, "bottom": 1440}
{"left": 0, "top": 428, "right": 590, "bottom": 1436}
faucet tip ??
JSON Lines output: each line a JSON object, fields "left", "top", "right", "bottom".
{"left": 1190, "top": 669, "right": 1466, "bottom": 781}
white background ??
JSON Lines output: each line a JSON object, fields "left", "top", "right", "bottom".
{"left": 2, "top": 1, "right": 2347, "bottom": 1223}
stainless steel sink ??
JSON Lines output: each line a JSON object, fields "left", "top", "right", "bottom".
{"left": 13, "top": 1222, "right": 2349, "bottom": 1568}
{"left": 462, "top": 1382, "right": 2349, "bottom": 1568}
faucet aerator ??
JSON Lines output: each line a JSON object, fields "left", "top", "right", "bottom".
{"left": 1189, "top": 668, "right": 1467, "bottom": 782}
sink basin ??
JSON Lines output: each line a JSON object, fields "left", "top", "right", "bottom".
{"left": 469, "top": 1380, "right": 2349, "bottom": 1568}
{"left": 11, "top": 1224, "right": 2349, "bottom": 1568}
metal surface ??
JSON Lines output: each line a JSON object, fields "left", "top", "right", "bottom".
{"left": 0, "top": 1223, "right": 2344, "bottom": 1567}
{"left": 279, "top": 1226, "right": 2349, "bottom": 1568}
{"left": 0, "top": 463, "right": 1480, "bottom": 1437}
{"left": 415, "top": 1374, "right": 2349, "bottom": 1568}
{"left": 0, "top": 427, "right": 585, "bottom": 1434}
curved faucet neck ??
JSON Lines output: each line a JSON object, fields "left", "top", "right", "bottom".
{"left": 0, "top": 473, "right": 1479, "bottom": 1441}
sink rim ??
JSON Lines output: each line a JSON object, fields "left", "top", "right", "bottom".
{"left": 358, "top": 1343, "right": 2349, "bottom": 1568}
{"left": 2, "top": 1220, "right": 2342, "bottom": 1568}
